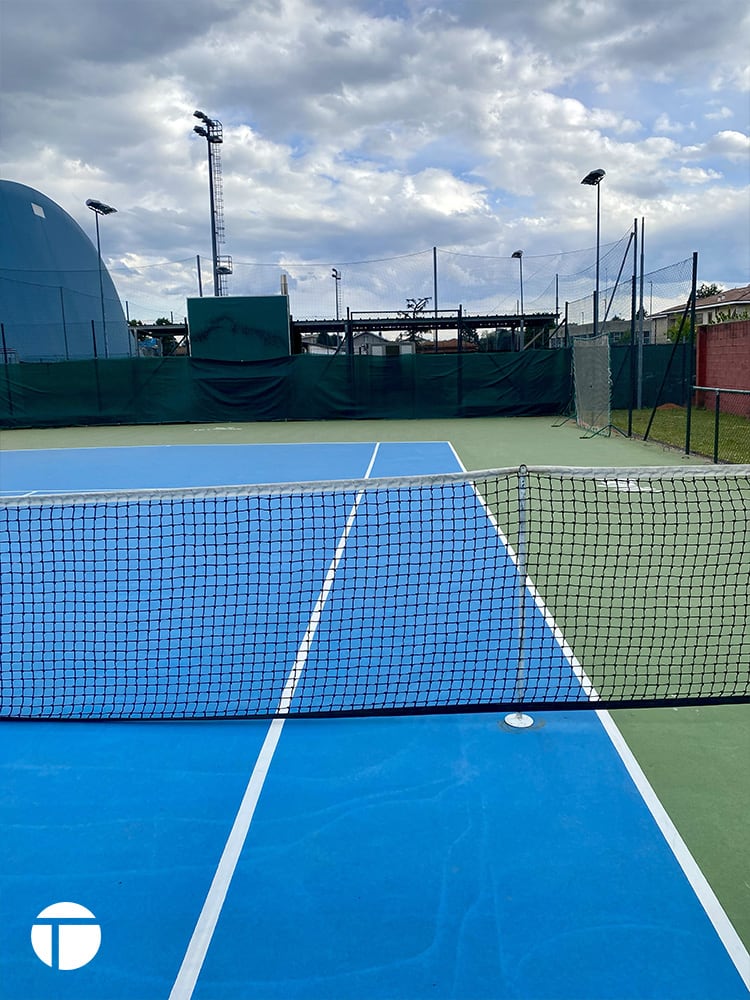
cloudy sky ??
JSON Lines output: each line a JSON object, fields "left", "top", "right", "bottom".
{"left": 1, "top": 0, "right": 748, "bottom": 321}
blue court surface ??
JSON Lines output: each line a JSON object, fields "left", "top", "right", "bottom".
{"left": 0, "top": 441, "right": 748, "bottom": 1000}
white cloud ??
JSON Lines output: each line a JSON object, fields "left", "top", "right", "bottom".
{"left": 1, "top": 0, "right": 748, "bottom": 321}
{"left": 706, "top": 130, "right": 750, "bottom": 161}
{"left": 705, "top": 106, "right": 734, "bottom": 121}
{"left": 402, "top": 169, "right": 489, "bottom": 216}
{"left": 679, "top": 130, "right": 750, "bottom": 165}
{"left": 654, "top": 114, "right": 686, "bottom": 134}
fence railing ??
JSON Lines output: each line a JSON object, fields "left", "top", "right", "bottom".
{"left": 689, "top": 387, "right": 750, "bottom": 463}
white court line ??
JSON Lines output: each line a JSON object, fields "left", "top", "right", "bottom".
{"left": 446, "top": 442, "right": 750, "bottom": 990}
{"left": 168, "top": 443, "right": 381, "bottom": 1000}
{"left": 596, "top": 710, "right": 750, "bottom": 990}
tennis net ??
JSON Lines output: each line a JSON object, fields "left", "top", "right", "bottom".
{"left": 1, "top": 465, "right": 748, "bottom": 720}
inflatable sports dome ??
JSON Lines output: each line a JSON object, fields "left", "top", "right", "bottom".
{"left": 0, "top": 179, "right": 133, "bottom": 361}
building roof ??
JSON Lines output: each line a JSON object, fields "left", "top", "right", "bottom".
{"left": 353, "top": 331, "right": 389, "bottom": 344}
{"left": 416, "top": 337, "right": 478, "bottom": 352}
{"left": 655, "top": 284, "right": 750, "bottom": 318}
{"left": 695, "top": 284, "right": 750, "bottom": 309}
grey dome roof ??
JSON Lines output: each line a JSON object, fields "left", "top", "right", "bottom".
{"left": 0, "top": 180, "right": 133, "bottom": 360}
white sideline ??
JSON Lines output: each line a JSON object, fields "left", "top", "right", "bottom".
{"left": 168, "top": 443, "right": 381, "bottom": 1000}
{"left": 446, "top": 441, "right": 750, "bottom": 991}
{"left": 596, "top": 709, "right": 750, "bottom": 991}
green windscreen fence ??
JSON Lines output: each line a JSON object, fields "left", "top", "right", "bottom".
{"left": 187, "top": 296, "right": 291, "bottom": 362}
{"left": 0, "top": 351, "right": 571, "bottom": 428}
{"left": 611, "top": 343, "right": 692, "bottom": 410}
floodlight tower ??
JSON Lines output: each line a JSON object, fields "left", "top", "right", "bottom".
{"left": 581, "top": 168, "right": 606, "bottom": 337}
{"left": 511, "top": 250, "right": 524, "bottom": 350}
{"left": 193, "top": 110, "right": 232, "bottom": 296}
{"left": 86, "top": 198, "right": 117, "bottom": 350}
{"left": 331, "top": 268, "right": 341, "bottom": 320}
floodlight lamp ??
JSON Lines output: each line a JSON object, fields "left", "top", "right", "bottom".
{"left": 86, "top": 199, "right": 117, "bottom": 216}
{"left": 511, "top": 250, "right": 523, "bottom": 259}
{"left": 193, "top": 125, "right": 207, "bottom": 137}
{"left": 581, "top": 168, "right": 606, "bottom": 186}
{"left": 194, "top": 110, "right": 208, "bottom": 121}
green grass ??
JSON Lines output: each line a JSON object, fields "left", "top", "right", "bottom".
{"left": 613, "top": 406, "right": 750, "bottom": 463}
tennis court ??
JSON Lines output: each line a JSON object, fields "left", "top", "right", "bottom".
{"left": 1, "top": 436, "right": 748, "bottom": 999}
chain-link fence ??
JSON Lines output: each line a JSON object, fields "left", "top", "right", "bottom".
{"left": 2, "top": 232, "right": 699, "bottom": 364}
{"left": 566, "top": 253, "right": 697, "bottom": 442}
{"left": 564, "top": 256, "right": 694, "bottom": 344}
{"left": 689, "top": 387, "right": 750, "bottom": 463}
{"left": 3, "top": 235, "right": 636, "bottom": 328}
{"left": 0, "top": 273, "right": 134, "bottom": 361}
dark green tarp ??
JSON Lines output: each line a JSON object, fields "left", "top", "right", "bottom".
{"left": 187, "top": 296, "right": 291, "bottom": 362}
{"left": 611, "top": 342, "right": 691, "bottom": 409}
{"left": 0, "top": 350, "right": 572, "bottom": 429}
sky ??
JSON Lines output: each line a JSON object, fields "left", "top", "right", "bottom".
{"left": 1, "top": 0, "right": 748, "bottom": 322}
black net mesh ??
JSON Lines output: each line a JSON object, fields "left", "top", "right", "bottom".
{"left": 1, "top": 466, "right": 748, "bottom": 719}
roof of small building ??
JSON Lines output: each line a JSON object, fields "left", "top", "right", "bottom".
{"left": 654, "top": 284, "right": 750, "bottom": 318}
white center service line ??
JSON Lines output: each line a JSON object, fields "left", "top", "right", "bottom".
{"left": 168, "top": 443, "right": 380, "bottom": 1000}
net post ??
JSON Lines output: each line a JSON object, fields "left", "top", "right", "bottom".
{"left": 505, "top": 464, "right": 534, "bottom": 729}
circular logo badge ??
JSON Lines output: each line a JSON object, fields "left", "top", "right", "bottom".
{"left": 31, "top": 902, "right": 101, "bottom": 970}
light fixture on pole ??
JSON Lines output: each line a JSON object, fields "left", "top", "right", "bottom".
{"left": 331, "top": 268, "right": 341, "bottom": 321}
{"left": 511, "top": 250, "right": 524, "bottom": 351}
{"left": 193, "top": 110, "right": 231, "bottom": 296}
{"left": 86, "top": 198, "right": 117, "bottom": 353}
{"left": 580, "top": 168, "right": 605, "bottom": 337}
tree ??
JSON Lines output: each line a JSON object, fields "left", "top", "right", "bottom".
{"left": 697, "top": 282, "right": 722, "bottom": 299}
{"left": 665, "top": 318, "right": 689, "bottom": 343}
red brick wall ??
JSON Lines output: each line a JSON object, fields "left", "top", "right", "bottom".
{"left": 695, "top": 320, "right": 750, "bottom": 416}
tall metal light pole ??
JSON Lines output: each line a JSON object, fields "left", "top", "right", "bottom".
{"left": 86, "top": 198, "right": 117, "bottom": 353}
{"left": 193, "top": 110, "right": 231, "bottom": 296}
{"left": 332, "top": 268, "right": 341, "bottom": 321}
{"left": 511, "top": 250, "right": 524, "bottom": 350}
{"left": 581, "top": 168, "right": 605, "bottom": 337}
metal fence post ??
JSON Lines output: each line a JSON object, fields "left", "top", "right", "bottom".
{"left": 684, "top": 252, "right": 698, "bottom": 454}
{"left": 713, "top": 390, "right": 721, "bottom": 464}
{"left": 1, "top": 322, "right": 14, "bottom": 416}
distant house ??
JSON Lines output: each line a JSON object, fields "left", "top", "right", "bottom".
{"left": 301, "top": 334, "right": 339, "bottom": 355}
{"left": 353, "top": 331, "right": 389, "bottom": 354}
{"left": 651, "top": 284, "right": 750, "bottom": 342}
{"left": 416, "top": 337, "right": 478, "bottom": 353}
{"left": 300, "top": 331, "right": 393, "bottom": 355}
